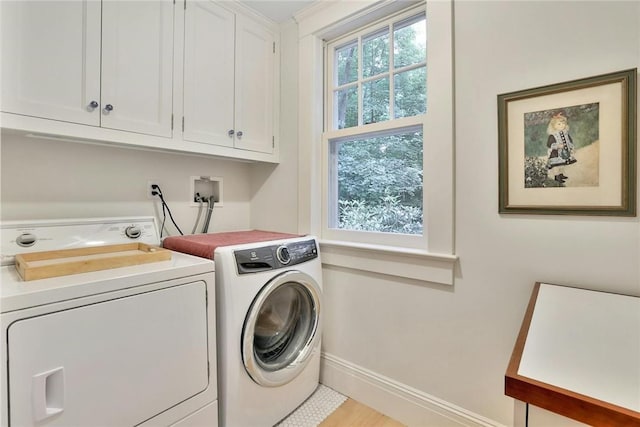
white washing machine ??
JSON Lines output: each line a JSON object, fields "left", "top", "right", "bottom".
{"left": 0, "top": 217, "right": 218, "bottom": 427}
{"left": 215, "top": 236, "right": 322, "bottom": 427}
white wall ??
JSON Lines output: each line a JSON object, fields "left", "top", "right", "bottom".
{"left": 0, "top": 132, "right": 253, "bottom": 234}
{"left": 448, "top": 4, "right": 638, "bottom": 422}
{"left": 249, "top": 19, "right": 299, "bottom": 234}
{"left": 268, "top": 1, "right": 640, "bottom": 425}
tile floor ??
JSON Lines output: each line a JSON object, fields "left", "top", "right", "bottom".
{"left": 276, "top": 385, "right": 347, "bottom": 427}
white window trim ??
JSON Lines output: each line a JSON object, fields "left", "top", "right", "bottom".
{"left": 296, "top": 0, "right": 456, "bottom": 285}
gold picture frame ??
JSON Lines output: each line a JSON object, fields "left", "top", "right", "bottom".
{"left": 498, "top": 69, "right": 637, "bottom": 216}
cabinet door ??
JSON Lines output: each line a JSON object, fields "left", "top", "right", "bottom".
{"left": 0, "top": 1, "right": 101, "bottom": 125}
{"left": 101, "top": 0, "right": 174, "bottom": 137}
{"left": 183, "top": 1, "right": 235, "bottom": 147}
{"left": 234, "top": 14, "right": 275, "bottom": 154}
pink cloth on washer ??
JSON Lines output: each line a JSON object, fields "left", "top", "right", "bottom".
{"left": 162, "top": 230, "right": 301, "bottom": 260}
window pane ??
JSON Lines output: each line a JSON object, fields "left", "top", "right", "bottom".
{"left": 394, "top": 66, "right": 426, "bottom": 118}
{"left": 362, "top": 77, "right": 389, "bottom": 125}
{"left": 335, "top": 41, "right": 358, "bottom": 86}
{"left": 334, "top": 85, "right": 358, "bottom": 129}
{"left": 362, "top": 29, "right": 389, "bottom": 78}
{"left": 393, "top": 16, "right": 426, "bottom": 68}
{"left": 334, "top": 129, "right": 423, "bottom": 235}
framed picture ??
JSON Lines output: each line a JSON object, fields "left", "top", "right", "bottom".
{"left": 498, "top": 68, "right": 637, "bottom": 216}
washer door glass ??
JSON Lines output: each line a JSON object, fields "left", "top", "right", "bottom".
{"left": 242, "top": 270, "right": 321, "bottom": 387}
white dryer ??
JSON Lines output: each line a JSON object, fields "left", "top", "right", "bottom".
{"left": 0, "top": 217, "right": 218, "bottom": 427}
{"left": 215, "top": 236, "right": 322, "bottom": 427}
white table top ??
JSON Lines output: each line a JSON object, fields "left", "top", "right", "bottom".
{"left": 517, "top": 283, "right": 640, "bottom": 412}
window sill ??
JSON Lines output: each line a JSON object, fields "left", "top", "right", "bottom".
{"left": 318, "top": 240, "right": 457, "bottom": 286}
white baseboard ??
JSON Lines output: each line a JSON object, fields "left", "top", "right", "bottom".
{"left": 320, "top": 352, "right": 505, "bottom": 427}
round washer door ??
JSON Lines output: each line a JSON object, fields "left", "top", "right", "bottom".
{"left": 242, "top": 270, "right": 321, "bottom": 387}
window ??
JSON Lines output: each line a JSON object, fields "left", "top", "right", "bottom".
{"left": 329, "top": 126, "right": 423, "bottom": 235}
{"left": 324, "top": 6, "right": 428, "bottom": 247}
{"left": 330, "top": 13, "right": 426, "bottom": 129}
{"left": 296, "top": 0, "right": 455, "bottom": 283}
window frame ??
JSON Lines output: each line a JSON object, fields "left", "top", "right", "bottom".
{"left": 322, "top": 117, "right": 427, "bottom": 249}
{"left": 295, "top": 0, "right": 456, "bottom": 285}
{"left": 322, "top": 5, "right": 428, "bottom": 249}
{"left": 326, "top": 7, "right": 427, "bottom": 130}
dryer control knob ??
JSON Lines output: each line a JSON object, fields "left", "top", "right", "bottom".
{"left": 276, "top": 246, "right": 291, "bottom": 265}
{"left": 124, "top": 226, "right": 142, "bottom": 239}
{"left": 16, "top": 233, "right": 37, "bottom": 247}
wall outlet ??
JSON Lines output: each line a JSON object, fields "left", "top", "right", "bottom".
{"left": 148, "top": 180, "right": 161, "bottom": 199}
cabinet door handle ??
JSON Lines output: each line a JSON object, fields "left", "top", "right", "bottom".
{"left": 103, "top": 104, "right": 114, "bottom": 113}
{"left": 228, "top": 129, "right": 234, "bottom": 137}
{"left": 236, "top": 131, "right": 243, "bottom": 138}
{"left": 87, "top": 100, "right": 99, "bottom": 111}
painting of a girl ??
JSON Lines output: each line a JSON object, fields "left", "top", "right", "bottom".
{"left": 523, "top": 103, "right": 599, "bottom": 188}
{"left": 546, "top": 112, "right": 577, "bottom": 185}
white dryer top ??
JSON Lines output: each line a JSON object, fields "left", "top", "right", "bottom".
{"left": 1, "top": 216, "right": 160, "bottom": 265}
{"left": 0, "top": 217, "right": 214, "bottom": 313}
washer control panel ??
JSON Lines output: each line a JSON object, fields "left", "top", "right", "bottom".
{"left": 235, "top": 239, "right": 318, "bottom": 274}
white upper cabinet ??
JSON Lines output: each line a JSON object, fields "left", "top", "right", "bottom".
{"left": 183, "top": 1, "right": 235, "bottom": 147}
{"left": 1, "top": 0, "right": 173, "bottom": 138}
{"left": 182, "top": 1, "right": 276, "bottom": 154}
{"left": 1, "top": 1, "right": 102, "bottom": 125}
{"left": 234, "top": 14, "right": 275, "bottom": 154}
{"left": 101, "top": 1, "right": 174, "bottom": 137}
{"left": 0, "top": 0, "right": 279, "bottom": 162}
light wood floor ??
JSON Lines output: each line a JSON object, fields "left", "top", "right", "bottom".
{"left": 319, "top": 398, "right": 405, "bottom": 427}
